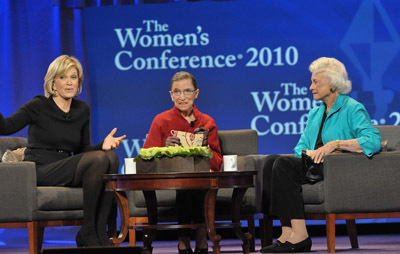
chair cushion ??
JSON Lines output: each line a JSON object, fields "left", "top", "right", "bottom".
{"left": 218, "top": 130, "right": 258, "bottom": 156}
{"left": 37, "top": 186, "right": 83, "bottom": 211}
{"left": 302, "top": 181, "right": 324, "bottom": 204}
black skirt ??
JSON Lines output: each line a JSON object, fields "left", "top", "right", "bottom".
{"left": 24, "top": 148, "right": 84, "bottom": 186}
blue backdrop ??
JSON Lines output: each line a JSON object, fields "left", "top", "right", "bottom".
{"left": 1, "top": 0, "right": 400, "bottom": 246}
{"left": 83, "top": 0, "right": 400, "bottom": 169}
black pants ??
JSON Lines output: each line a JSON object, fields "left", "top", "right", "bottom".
{"left": 263, "top": 155, "right": 307, "bottom": 219}
{"left": 176, "top": 189, "right": 206, "bottom": 237}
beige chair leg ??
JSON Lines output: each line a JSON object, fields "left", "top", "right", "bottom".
{"left": 325, "top": 214, "right": 336, "bottom": 253}
{"left": 346, "top": 219, "right": 359, "bottom": 249}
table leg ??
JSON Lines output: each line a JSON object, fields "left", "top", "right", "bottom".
{"left": 204, "top": 188, "right": 221, "bottom": 254}
{"left": 110, "top": 191, "right": 129, "bottom": 246}
{"left": 143, "top": 190, "right": 157, "bottom": 253}
{"left": 232, "top": 187, "right": 252, "bottom": 254}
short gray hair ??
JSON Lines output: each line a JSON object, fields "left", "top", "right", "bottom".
{"left": 309, "top": 57, "right": 352, "bottom": 94}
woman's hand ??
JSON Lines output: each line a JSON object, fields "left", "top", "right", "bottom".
{"left": 307, "top": 141, "right": 337, "bottom": 163}
{"left": 102, "top": 128, "right": 126, "bottom": 150}
{"left": 165, "top": 136, "right": 181, "bottom": 147}
{"left": 193, "top": 127, "right": 209, "bottom": 146}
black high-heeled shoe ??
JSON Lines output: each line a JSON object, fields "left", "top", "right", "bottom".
{"left": 97, "top": 231, "right": 112, "bottom": 246}
{"left": 75, "top": 231, "right": 84, "bottom": 248}
{"left": 178, "top": 244, "right": 193, "bottom": 254}
{"left": 194, "top": 247, "right": 208, "bottom": 254}
{"left": 75, "top": 230, "right": 100, "bottom": 247}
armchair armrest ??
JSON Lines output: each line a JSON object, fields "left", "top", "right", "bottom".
{"left": 323, "top": 151, "right": 400, "bottom": 213}
{"left": 0, "top": 161, "right": 37, "bottom": 222}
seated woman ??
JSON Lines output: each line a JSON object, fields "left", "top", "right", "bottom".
{"left": 260, "top": 57, "right": 381, "bottom": 253}
{"left": 143, "top": 71, "right": 223, "bottom": 254}
{"left": 0, "top": 55, "right": 126, "bottom": 247}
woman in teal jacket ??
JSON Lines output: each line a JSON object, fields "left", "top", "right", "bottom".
{"left": 294, "top": 93, "right": 381, "bottom": 159}
{"left": 261, "top": 57, "right": 381, "bottom": 253}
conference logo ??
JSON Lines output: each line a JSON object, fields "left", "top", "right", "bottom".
{"left": 113, "top": 19, "right": 299, "bottom": 71}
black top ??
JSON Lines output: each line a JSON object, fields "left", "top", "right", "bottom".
{"left": 314, "top": 112, "right": 328, "bottom": 150}
{"left": 0, "top": 95, "right": 101, "bottom": 154}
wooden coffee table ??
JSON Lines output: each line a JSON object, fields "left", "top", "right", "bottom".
{"left": 103, "top": 171, "right": 257, "bottom": 254}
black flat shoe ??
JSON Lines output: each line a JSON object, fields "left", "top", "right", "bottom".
{"left": 260, "top": 240, "right": 284, "bottom": 253}
{"left": 260, "top": 237, "right": 312, "bottom": 253}
{"left": 284, "top": 237, "right": 312, "bottom": 253}
{"left": 194, "top": 247, "right": 208, "bottom": 254}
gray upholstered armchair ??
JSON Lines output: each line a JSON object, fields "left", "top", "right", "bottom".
{"left": 0, "top": 137, "right": 84, "bottom": 254}
{"left": 248, "top": 125, "right": 400, "bottom": 253}
{"left": 126, "top": 129, "right": 262, "bottom": 251}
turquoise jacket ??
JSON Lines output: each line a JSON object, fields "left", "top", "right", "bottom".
{"left": 294, "top": 94, "right": 381, "bottom": 158}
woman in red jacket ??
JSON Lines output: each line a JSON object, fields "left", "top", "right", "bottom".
{"left": 143, "top": 71, "right": 223, "bottom": 254}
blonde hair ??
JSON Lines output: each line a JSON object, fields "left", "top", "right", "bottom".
{"left": 43, "top": 55, "right": 84, "bottom": 97}
{"left": 170, "top": 71, "right": 198, "bottom": 90}
{"left": 309, "top": 57, "right": 352, "bottom": 94}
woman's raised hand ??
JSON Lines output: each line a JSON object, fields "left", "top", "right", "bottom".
{"left": 102, "top": 128, "right": 126, "bottom": 150}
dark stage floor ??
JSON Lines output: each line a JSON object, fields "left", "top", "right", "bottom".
{"left": 1, "top": 226, "right": 400, "bottom": 254}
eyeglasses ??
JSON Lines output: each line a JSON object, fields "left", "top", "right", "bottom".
{"left": 171, "top": 89, "right": 196, "bottom": 97}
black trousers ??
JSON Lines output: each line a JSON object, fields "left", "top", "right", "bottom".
{"left": 262, "top": 155, "right": 307, "bottom": 219}
{"left": 176, "top": 189, "right": 206, "bottom": 237}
